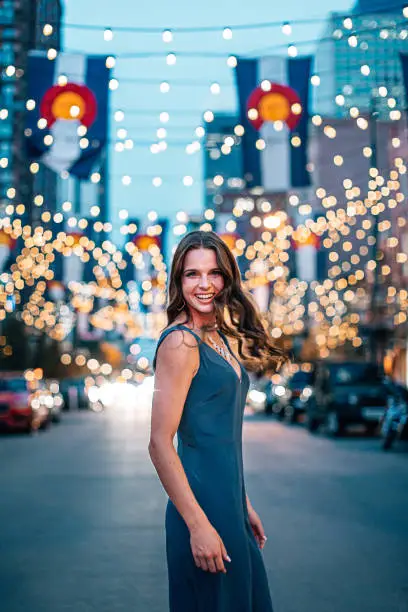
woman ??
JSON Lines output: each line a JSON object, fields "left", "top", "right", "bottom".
{"left": 149, "top": 230, "right": 284, "bottom": 611}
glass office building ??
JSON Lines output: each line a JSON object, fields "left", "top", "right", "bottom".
{"left": 313, "top": 4, "right": 408, "bottom": 118}
{"left": 0, "top": 0, "right": 62, "bottom": 216}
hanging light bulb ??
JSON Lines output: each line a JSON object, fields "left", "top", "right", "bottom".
{"left": 105, "top": 56, "right": 115, "bottom": 69}
{"left": 288, "top": 44, "right": 298, "bottom": 58}
{"left": 162, "top": 29, "right": 173, "bottom": 43}
{"left": 166, "top": 53, "right": 177, "bottom": 65}
{"left": 104, "top": 28, "right": 113, "bottom": 41}
{"left": 282, "top": 22, "right": 292, "bottom": 35}
{"left": 160, "top": 81, "right": 170, "bottom": 93}
{"left": 203, "top": 110, "right": 214, "bottom": 122}
{"left": 222, "top": 27, "right": 233, "bottom": 40}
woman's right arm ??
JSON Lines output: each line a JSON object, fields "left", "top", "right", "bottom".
{"left": 149, "top": 329, "right": 207, "bottom": 531}
{"left": 148, "top": 329, "right": 230, "bottom": 573}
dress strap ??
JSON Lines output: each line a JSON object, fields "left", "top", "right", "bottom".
{"left": 152, "top": 324, "right": 201, "bottom": 371}
{"left": 175, "top": 324, "right": 202, "bottom": 343}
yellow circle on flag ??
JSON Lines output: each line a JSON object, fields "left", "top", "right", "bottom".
{"left": 51, "top": 91, "right": 86, "bottom": 121}
{"left": 259, "top": 93, "right": 290, "bottom": 122}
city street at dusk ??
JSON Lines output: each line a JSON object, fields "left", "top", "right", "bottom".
{"left": 1, "top": 411, "right": 407, "bottom": 612}
{"left": 2, "top": 0, "right": 408, "bottom": 610}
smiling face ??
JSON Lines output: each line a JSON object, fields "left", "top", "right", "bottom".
{"left": 181, "top": 247, "right": 225, "bottom": 321}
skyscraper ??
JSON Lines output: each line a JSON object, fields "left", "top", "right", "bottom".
{"left": 313, "top": 4, "right": 408, "bottom": 119}
{"left": 0, "top": 0, "right": 63, "bottom": 219}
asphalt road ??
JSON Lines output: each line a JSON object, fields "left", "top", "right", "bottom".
{"left": 1, "top": 408, "right": 408, "bottom": 612}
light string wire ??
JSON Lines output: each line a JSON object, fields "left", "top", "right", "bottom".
{"left": 37, "top": 5, "right": 408, "bottom": 35}
{"left": 57, "top": 18, "right": 408, "bottom": 59}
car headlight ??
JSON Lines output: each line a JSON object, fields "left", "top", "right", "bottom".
{"left": 248, "top": 390, "right": 266, "bottom": 404}
{"left": 44, "top": 395, "right": 54, "bottom": 408}
{"left": 87, "top": 385, "right": 100, "bottom": 403}
{"left": 301, "top": 386, "right": 314, "bottom": 400}
{"left": 273, "top": 385, "right": 286, "bottom": 397}
{"left": 31, "top": 398, "right": 40, "bottom": 410}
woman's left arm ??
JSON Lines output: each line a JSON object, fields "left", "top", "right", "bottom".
{"left": 246, "top": 494, "right": 268, "bottom": 549}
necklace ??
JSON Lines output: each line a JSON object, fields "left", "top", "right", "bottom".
{"left": 208, "top": 335, "right": 232, "bottom": 363}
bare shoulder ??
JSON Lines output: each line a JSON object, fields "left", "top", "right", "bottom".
{"left": 156, "top": 328, "right": 199, "bottom": 374}
{"left": 160, "top": 328, "right": 198, "bottom": 350}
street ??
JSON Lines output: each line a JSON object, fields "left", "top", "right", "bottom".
{"left": 1, "top": 410, "right": 408, "bottom": 612}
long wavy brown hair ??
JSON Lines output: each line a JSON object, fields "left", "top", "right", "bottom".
{"left": 166, "top": 230, "right": 286, "bottom": 374}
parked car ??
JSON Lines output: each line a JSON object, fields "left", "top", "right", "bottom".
{"left": 246, "top": 375, "right": 286, "bottom": 415}
{"left": 277, "top": 369, "right": 315, "bottom": 423}
{"left": 0, "top": 375, "right": 49, "bottom": 433}
{"left": 306, "top": 361, "right": 388, "bottom": 436}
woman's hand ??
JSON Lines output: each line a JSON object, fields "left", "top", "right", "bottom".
{"left": 190, "top": 521, "right": 231, "bottom": 573}
{"left": 248, "top": 506, "right": 267, "bottom": 550}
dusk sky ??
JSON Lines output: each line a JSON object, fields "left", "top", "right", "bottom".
{"left": 64, "top": 0, "right": 353, "bottom": 231}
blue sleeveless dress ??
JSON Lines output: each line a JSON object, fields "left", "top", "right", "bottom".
{"left": 153, "top": 324, "right": 274, "bottom": 612}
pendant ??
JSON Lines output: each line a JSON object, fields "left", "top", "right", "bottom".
{"left": 209, "top": 336, "right": 232, "bottom": 362}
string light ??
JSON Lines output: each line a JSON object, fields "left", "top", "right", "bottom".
{"left": 287, "top": 44, "right": 298, "bottom": 57}
{"left": 162, "top": 29, "right": 173, "bottom": 43}
{"left": 166, "top": 53, "right": 177, "bottom": 65}
{"left": 160, "top": 81, "right": 170, "bottom": 93}
{"left": 222, "top": 27, "right": 233, "bottom": 40}
{"left": 282, "top": 22, "right": 292, "bottom": 35}
{"left": 106, "top": 56, "right": 115, "bottom": 69}
{"left": 203, "top": 110, "right": 214, "bottom": 122}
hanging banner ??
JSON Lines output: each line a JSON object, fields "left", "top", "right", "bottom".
{"left": 291, "top": 230, "right": 320, "bottom": 282}
{"left": 63, "top": 232, "right": 85, "bottom": 285}
{"left": 0, "top": 231, "right": 15, "bottom": 273}
{"left": 26, "top": 52, "right": 110, "bottom": 179}
{"left": 235, "top": 55, "right": 313, "bottom": 191}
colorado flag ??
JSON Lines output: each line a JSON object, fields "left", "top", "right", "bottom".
{"left": 235, "top": 55, "right": 312, "bottom": 191}
{"left": 26, "top": 52, "right": 110, "bottom": 179}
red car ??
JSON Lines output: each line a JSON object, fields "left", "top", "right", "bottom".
{"left": 0, "top": 375, "right": 49, "bottom": 433}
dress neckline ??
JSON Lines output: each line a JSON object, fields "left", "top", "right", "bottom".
{"left": 171, "top": 324, "right": 243, "bottom": 383}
